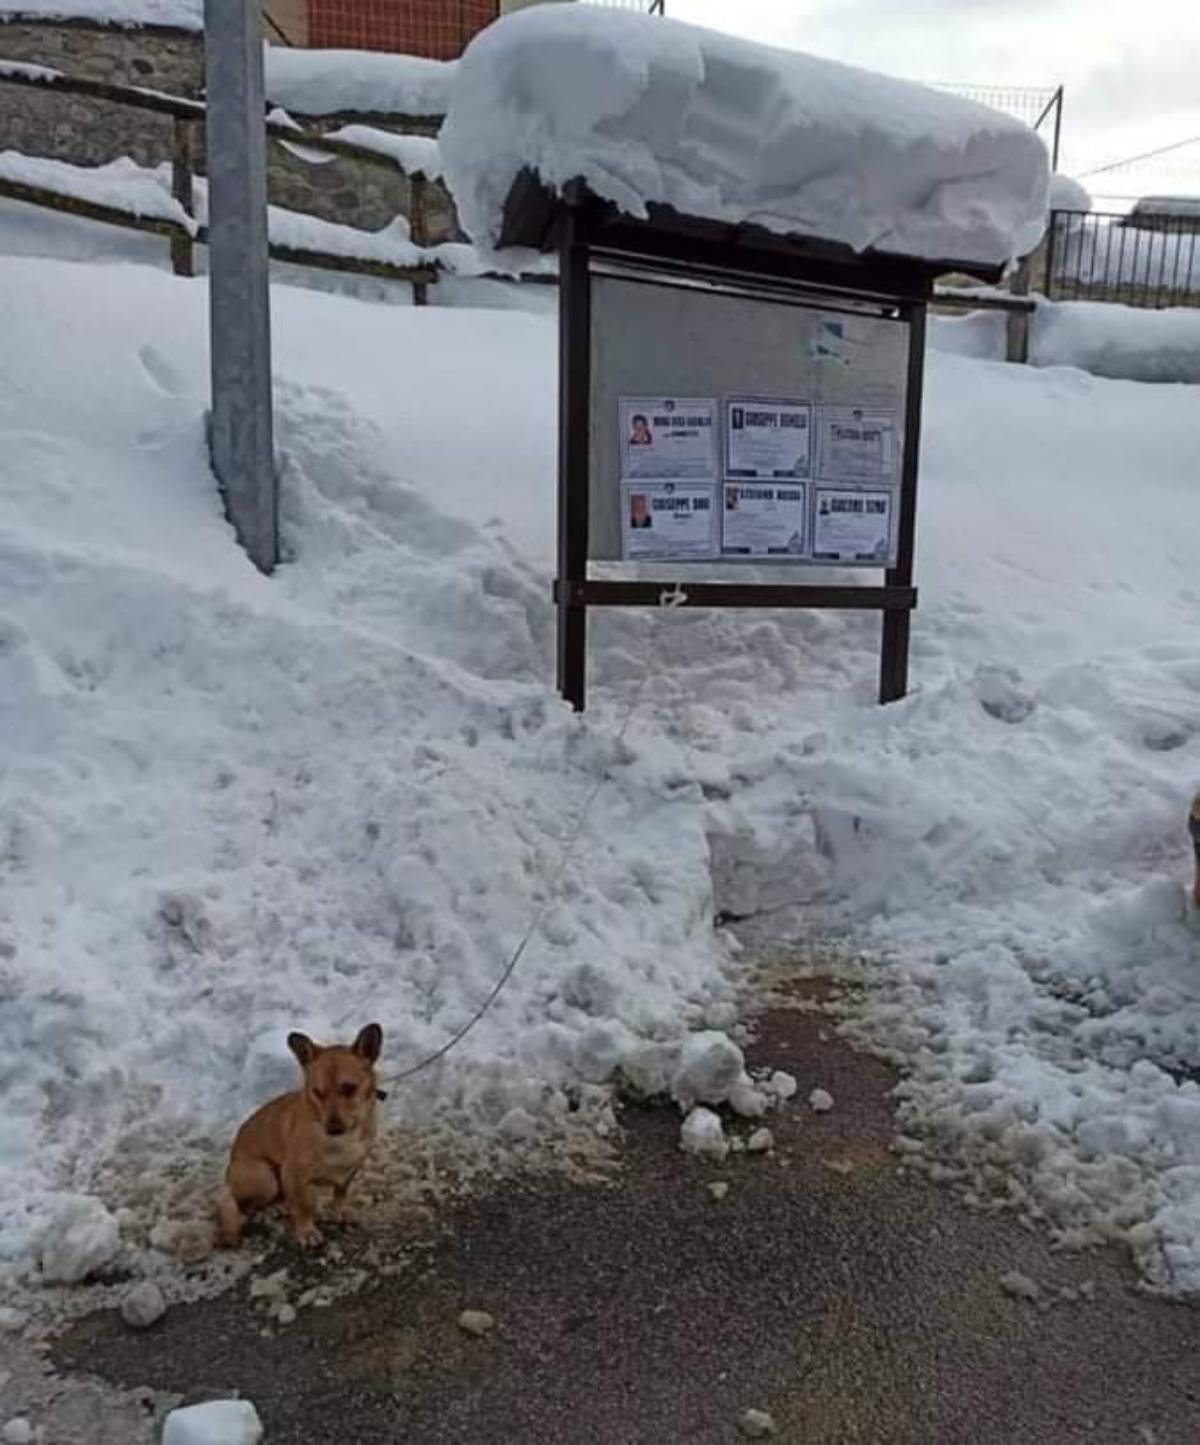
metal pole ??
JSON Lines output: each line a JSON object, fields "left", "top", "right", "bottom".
{"left": 556, "top": 204, "right": 591, "bottom": 711}
{"left": 204, "top": 0, "right": 277, "bottom": 573}
{"left": 1052, "top": 86, "right": 1063, "bottom": 173}
{"left": 880, "top": 299, "right": 927, "bottom": 704}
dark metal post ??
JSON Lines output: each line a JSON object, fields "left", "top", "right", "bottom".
{"left": 880, "top": 300, "right": 927, "bottom": 704}
{"left": 169, "top": 115, "right": 194, "bottom": 277}
{"left": 1043, "top": 210, "right": 1059, "bottom": 298}
{"left": 1051, "top": 86, "right": 1063, "bottom": 173}
{"left": 556, "top": 206, "right": 591, "bottom": 711}
{"left": 204, "top": 0, "right": 277, "bottom": 574}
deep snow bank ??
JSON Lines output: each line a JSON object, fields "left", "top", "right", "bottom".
{"left": 3, "top": 223, "right": 1200, "bottom": 1298}
{"left": 932, "top": 298, "right": 1200, "bottom": 384}
{"left": 0, "top": 255, "right": 739, "bottom": 1287}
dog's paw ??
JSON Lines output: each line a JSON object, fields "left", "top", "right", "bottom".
{"left": 294, "top": 1222, "right": 323, "bottom": 1250}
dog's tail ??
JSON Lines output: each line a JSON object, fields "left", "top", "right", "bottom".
{"left": 215, "top": 1185, "right": 244, "bottom": 1248}
{"left": 1189, "top": 793, "right": 1200, "bottom": 908}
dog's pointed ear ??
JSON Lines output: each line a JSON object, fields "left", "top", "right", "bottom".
{"left": 353, "top": 1023, "right": 383, "bottom": 1063}
{"left": 287, "top": 1032, "right": 318, "bottom": 1067}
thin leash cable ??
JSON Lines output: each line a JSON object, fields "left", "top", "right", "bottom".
{"left": 376, "top": 601, "right": 680, "bottom": 1089}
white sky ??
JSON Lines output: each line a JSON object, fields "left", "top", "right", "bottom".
{"left": 671, "top": 0, "right": 1200, "bottom": 202}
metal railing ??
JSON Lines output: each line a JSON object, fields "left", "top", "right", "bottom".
{"left": 580, "top": 0, "right": 665, "bottom": 12}
{"left": 1044, "top": 208, "right": 1200, "bottom": 309}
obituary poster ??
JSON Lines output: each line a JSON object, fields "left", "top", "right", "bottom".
{"left": 811, "top": 487, "right": 894, "bottom": 563}
{"left": 721, "top": 483, "right": 807, "bottom": 557}
{"left": 816, "top": 405, "right": 897, "bottom": 482}
{"left": 619, "top": 396, "right": 717, "bottom": 480}
{"left": 724, "top": 396, "right": 812, "bottom": 479}
{"left": 621, "top": 481, "right": 717, "bottom": 560}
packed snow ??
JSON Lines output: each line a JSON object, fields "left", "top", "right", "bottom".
{"left": 0, "top": 152, "right": 196, "bottom": 231}
{"left": 0, "top": 0, "right": 198, "bottom": 26}
{"left": 1032, "top": 299, "right": 1200, "bottom": 384}
{"left": 931, "top": 298, "right": 1200, "bottom": 385}
{"left": 263, "top": 46, "right": 454, "bottom": 119}
{"left": 326, "top": 125, "right": 444, "bottom": 181}
{"left": 4, "top": 176, "right": 1200, "bottom": 1301}
{"left": 440, "top": 7, "right": 1050, "bottom": 266}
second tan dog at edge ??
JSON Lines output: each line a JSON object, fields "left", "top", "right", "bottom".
{"left": 217, "top": 1023, "right": 384, "bottom": 1248}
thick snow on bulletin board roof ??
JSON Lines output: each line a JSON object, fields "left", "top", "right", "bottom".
{"left": 440, "top": 6, "right": 1050, "bottom": 268}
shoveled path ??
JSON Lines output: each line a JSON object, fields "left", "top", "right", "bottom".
{"left": 51, "top": 1002, "right": 1200, "bottom": 1444}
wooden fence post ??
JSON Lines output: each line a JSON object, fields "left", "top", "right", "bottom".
{"left": 170, "top": 115, "right": 195, "bottom": 277}
{"left": 411, "top": 173, "right": 429, "bottom": 306}
{"left": 1006, "top": 255, "right": 1031, "bottom": 364}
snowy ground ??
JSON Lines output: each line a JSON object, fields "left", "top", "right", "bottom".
{"left": 933, "top": 300, "right": 1200, "bottom": 385}
{"left": 2, "top": 201, "right": 1200, "bottom": 1307}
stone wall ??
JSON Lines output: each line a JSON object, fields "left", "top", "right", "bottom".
{"left": 0, "top": 18, "right": 459, "bottom": 240}
{"left": 0, "top": 19, "right": 202, "bottom": 169}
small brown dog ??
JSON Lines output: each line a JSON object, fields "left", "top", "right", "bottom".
{"left": 217, "top": 1023, "right": 384, "bottom": 1248}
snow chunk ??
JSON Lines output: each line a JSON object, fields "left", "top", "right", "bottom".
{"left": 264, "top": 46, "right": 454, "bottom": 118}
{"left": 809, "top": 1089, "right": 834, "bottom": 1114}
{"left": 2, "top": 1422, "right": 34, "bottom": 1445}
{"left": 441, "top": 7, "right": 1049, "bottom": 265}
{"left": 729, "top": 1074, "right": 770, "bottom": 1119}
{"left": 458, "top": 1308, "right": 495, "bottom": 1336}
{"left": 671, "top": 1031, "right": 745, "bottom": 1109}
{"left": 999, "top": 1270, "right": 1041, "bottom": 1303}
{"left": 747, "top": 1127, "right": 774, "bottom": 1153}
{"left": 37, "top": 1195, "right": 119, "bottom": 1283}
{"left": 739, "top": 1409, "right": 778, "bottom": 1439}
{"left": 162, "top": 1401, "right": 263, "bottom": 1445}
{"left": 680, "top": 1106, "right": 729, "bottom": 1160}
{"left": 766, "top": 1071, "right": 798, "bottom": 1101}
{"left": 120, "top": 1279, "right": 166, "bottom": 1328}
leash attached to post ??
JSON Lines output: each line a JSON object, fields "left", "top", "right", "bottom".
{"left": 375, "top": 670, "right": 652, "bottom": 1091}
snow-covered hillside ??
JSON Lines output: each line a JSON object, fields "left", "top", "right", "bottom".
{"left": 2, "top": 202, "right": 1200, "bottom": 1300}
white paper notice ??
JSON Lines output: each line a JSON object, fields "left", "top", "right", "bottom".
{"left": 722, "top": 483, "right": 807, "bottom": 557}
{"left": 816, "top": 406, "right": 896, "bottom": 482}
{"left": 812, "top": 488, "right": 894, "bottom": 563}
{"left": 725, "top": 396, "right": 812, "bottom": 479}
{"left": 619, "top": 397, "right": 716, "bottom": 480}
{"left": 622, "top": 482, "right": 717, "bottom": 560}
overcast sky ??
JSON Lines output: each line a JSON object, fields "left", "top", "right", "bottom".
{"left": 671, "top": 0, "right": 1200, "bottom": 200}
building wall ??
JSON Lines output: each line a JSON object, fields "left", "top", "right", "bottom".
{"left": 308, "top": 0, "right": 499, "bottom": 59}
{"left": 265, "top": 0, "right": 311, "bottom": 46}
{"left": 0, "top": 19, "right": 459, "bottom": 239}
{"left": 0, "top": 20, "right": 203, "bottom": 170}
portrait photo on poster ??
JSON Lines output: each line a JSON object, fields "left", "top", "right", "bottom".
{"left": 618, "top": 396, "right": 717, "bottom": 481}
